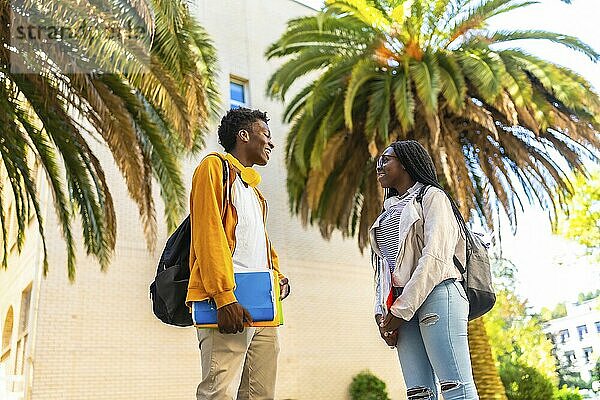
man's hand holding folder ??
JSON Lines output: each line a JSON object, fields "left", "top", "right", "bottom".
{"left": 217, "top": 303, "right": 254, "bottom": 334}
{"left": 193, "top": 270, "right": 285, "bottom": 330}
{"left": 216, "top": 276, "right": 289, "bottom": 333}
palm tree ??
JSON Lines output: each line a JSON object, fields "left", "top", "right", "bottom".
{"left": 266, "top": 1, "right": 599, "bottom": 397}
{"left": 469, "top": 317, "right": 507, "bottom": 399}
{"left": 0, "top": 0, "right": 219, "bottom": 279}
{"left": 266, "top": 0, "right": 599, "bottom": 251}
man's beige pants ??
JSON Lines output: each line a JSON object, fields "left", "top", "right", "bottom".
{"left": 196, "top": 327, "right": 279, "bottom": 400}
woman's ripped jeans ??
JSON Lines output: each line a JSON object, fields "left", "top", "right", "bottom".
{"left": 395, "top": 279, "right": 479, "bottom": 400}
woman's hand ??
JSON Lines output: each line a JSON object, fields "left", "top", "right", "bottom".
{"left": 375, "top": 314, "right": 399, "bottom": 347}
{"left": 380, "top": 311, "right": 403, "bottom": 332}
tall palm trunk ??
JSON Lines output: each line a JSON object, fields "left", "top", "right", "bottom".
{"left": 468, "top": 318, "right": 507, "bottom": 400}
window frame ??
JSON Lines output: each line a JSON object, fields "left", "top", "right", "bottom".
{"left": 559, "top": 329, "right": 570, "bottom": 344}
{"left": 583, "top": 347, "right": 593, "bottom": 364}
{"left": 229, "top": 77, "right": 249, "bottom": 109}
{"left": 576, "top": 324, "right": 588, "bottom": 341}
{"left": 14, "top": 284, "right": 32, "bottom": 377}
{"left": 565, "top": 350, "right": 576, "bottom": 366}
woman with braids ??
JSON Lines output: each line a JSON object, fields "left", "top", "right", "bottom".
{"left": 371, "top": 140, "right": 479, "bottom": 400}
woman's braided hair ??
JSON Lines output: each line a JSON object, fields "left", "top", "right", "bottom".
{"left": 386, "top": 140, "right": 474, "bottom": 249}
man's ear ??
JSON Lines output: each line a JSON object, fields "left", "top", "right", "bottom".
{"left": 238, "top": 129, "right": 250, "bottom": 142}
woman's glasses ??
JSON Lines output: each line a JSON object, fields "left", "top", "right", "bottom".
{"left": 376, "top": 154, "right": 399, "bottom": 169}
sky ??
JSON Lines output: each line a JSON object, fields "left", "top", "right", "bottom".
{"left": 298, "top": 0, "right": 600, "bottom": 311}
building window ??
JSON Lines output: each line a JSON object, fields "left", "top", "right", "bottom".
{"left": 595, "top": 321, "right": 600, "bottom": 333}
{"left": 1, "top": 307, "right": 13, "bottom": 362}
{"left": 230, "top": 78, "right": 248, "bottom": 109}
{"left": 14, "top": 284, "right": 32, "bottom": 377}
{"left": 577, "top": 325, "right": 588, "bottom": 341}
{"left": 559, "top": 329, "right": 570, "bottom": 344}
{"left": 583, "top": 347, "right": 593, "bottom": 364}
{"left": 565, "top": 350, "right": 576, "bottom": 366}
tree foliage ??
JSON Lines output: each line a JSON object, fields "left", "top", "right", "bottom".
{"left": 539, "top": 290, "right": 600, "bottom": 323}
{"left": 499, "top": 361, "right": 555, "bottom": 400}
{"left": 267, "top": 0, "right": 600, "bottom": 250}
{"left": 577, "top": 290, "right": 600, "bottom": 304}
{"left": 0, "top": 0, "right": 219, "bottom": 278}
{"left": 485, "top": 290, "right": 557, "bottom": 381}
{"left": 540, "top": 303, "right": 568, "bottom": 322}
{"left": 483, "top": 257, "right": 556, "bottom": 397}
{"left": 558, "top": 368, "right": 590, "bottom": 390}
{"left": 554, "top": 386, "right": 583, "bottom": 400}
{"left": 558, "top": 170, "right": 600, "bottom": 258}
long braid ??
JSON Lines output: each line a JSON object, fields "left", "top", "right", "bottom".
{"left": 388, "top": 140, "right": 475, "bottom": 250}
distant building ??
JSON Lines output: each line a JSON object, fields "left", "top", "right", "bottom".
{"left": 0, "top": 1, "right": 407, "bottom": 399}
{"left": 544, "top": 299, "right": 600, "bottom": 382}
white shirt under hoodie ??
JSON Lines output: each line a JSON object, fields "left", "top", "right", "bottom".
{"left": 370, "top": 184, "right": 466, "bottom": 321}
{"left": 231, "top": 176, "right": 268, "bottom": 271}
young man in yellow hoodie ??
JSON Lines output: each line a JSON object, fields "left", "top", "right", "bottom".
{"left": 187, "top": 108, "right": 290, "bottom": 400}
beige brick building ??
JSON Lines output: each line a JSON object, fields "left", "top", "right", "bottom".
{"left": 0, "top": 1, "right": 408, "bottom": 399}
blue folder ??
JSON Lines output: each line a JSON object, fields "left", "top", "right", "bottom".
{"left": 192, "top": 270, "right": 275, "bottom": 325}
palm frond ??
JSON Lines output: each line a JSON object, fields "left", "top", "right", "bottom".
{"left": 1, "top": 0, "right": 218, "bottom": 278}
{"left": 344, "top": 59, "right": 378, "bottom": 130}
{"left": 484, "top": 30, "right": 599, "bottom": 62}
{"left": 392, "top": 68, "right": 416, "bottom": 133}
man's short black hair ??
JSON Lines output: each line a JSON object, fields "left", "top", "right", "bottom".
{"left": 218, "top": 108, "right": 269, "bottom": 152}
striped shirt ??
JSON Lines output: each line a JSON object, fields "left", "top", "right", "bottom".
{"left": 375, "top": 182, "right": 424, "bottom": 275}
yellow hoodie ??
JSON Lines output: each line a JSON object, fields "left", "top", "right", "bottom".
{"left": 186, "top": 153, "right": 284, "bottom": 309}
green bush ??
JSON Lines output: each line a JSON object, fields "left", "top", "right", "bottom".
{"left": 349, "top": 371, "right": 391, "bottom": 400}
{"left": 554, "top": 385, "right": 583, "bottom": 400}
{"left": 591, "top": 358, "right": 600, "bottom": 381}
{"left": 499, "top": 361, "right": 555, "bottom": 400}
{"left": 558, "top": 367, "right": 591, "bottom": 389}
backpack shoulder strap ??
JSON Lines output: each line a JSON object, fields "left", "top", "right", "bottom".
{"left": 453, "top": 254, "right": 466, "bottom": 274}
{"left": 415, "top": 184, "right": 430, "bottom": 204}
{"left": 203, "top": 152, "right": 230, "bottom": 218}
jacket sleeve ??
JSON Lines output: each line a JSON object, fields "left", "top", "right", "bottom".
{"left": 389, "top": 190, "right": 459, "bottom": 321}
{"left": 269, "top": 242, "right": 285, "bottom": 281}
{"left": 190, "top": 156, "right": 237, "bottom": 309}
{"left": 373, "top": 260, "right": 385, "bottom": 317}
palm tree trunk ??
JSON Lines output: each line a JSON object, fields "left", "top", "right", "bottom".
{"left": 468, "top": 318, "right": 507, "bottom": 400}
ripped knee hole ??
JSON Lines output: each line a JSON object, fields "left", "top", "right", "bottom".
{"left": 419, "top": 314, "right": 439, "bottom": 326}
{"left": 440, "top": 380, "right": 463, "bottom": 392}
{"left": 407, "top": 386, "right": 434, "bottom": 399}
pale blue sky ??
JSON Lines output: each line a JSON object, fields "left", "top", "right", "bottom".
{"left": 297, "top": 0, "right": 600, "bottom": 310}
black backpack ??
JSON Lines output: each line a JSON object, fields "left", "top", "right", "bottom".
{"left": 149, "top": 155, "right": 229, "bottom": 327}
{"left": 416, "top": 185, "right": 496, "bottom": 320}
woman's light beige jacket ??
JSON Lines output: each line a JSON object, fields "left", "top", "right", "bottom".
{"left": 370, "top": 184, "right": 466, "bottom": 321}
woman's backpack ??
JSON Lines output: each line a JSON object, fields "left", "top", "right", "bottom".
{"left": 416, "top": 185, "right": 496, "bottom": 320}
{"left": 149, "top": 155, "right": 229, "bottom": 327}
{"left": 455, "top": 231, "right": 496, "bottom": 320}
